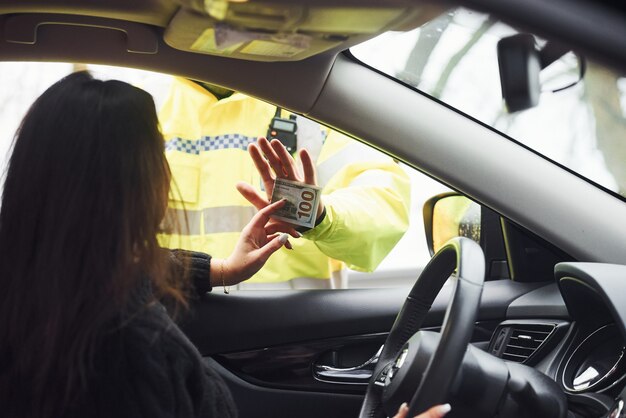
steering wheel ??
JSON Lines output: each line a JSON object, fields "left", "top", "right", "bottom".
{"left": 358, "top": 237, "right": 485, "bottom": 418}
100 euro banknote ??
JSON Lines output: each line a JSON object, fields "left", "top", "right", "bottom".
{"left": 270, "top": 178, "right": 321, "bottom": 228}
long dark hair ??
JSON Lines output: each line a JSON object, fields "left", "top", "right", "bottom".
{"left": 0, "top": 71, "right": 187, "bottom": 417}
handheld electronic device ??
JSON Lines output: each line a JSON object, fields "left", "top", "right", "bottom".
{"left": 267, "top": 108, "right": 297, "bottom": 154}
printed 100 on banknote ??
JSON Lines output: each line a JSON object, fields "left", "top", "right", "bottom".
{"left": 270, "top": 178, "right": 321, "bottom": 228}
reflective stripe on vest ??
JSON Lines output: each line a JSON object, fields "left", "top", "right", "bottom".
{"left": 165, "top": 134, "right": 256, "bottom": 154}
{"left": 165, "top": 206, "right": 256, "bottom": 235}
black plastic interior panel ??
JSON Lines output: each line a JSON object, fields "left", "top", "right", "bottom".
{"left": 556, "top": 262, "right": 626, "bottom": 340}
{"left": 501, "top": 219, "right": 574, "bottom": 283}
{"left": 215, "top": 333, "right": 386, "bottom": 394}
{"left": 4, "top": 14, "right": 159, "bottom": 53}
{"left": 0, "top": 0, "right": 179, "bottom": 27}
{"left": 506, "top": 283, "right": 569, "bottom": 319}
{"left": 205, "top": 357, "right": 363, "bottom": 418}
{"left": 215, "top": 322, "right": 500, "bottom": 394}
{"left": 181, "top": 279, "right": 545, "bottom": 356}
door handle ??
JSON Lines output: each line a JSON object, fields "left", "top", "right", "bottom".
{"left": 313, "top": 345, "right": 383, "bottom": 385}
{"left": 4, "top": 14, "right": 159, "bottom": 54}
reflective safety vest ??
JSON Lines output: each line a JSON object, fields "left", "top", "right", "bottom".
{"left": 158, "top": 77, "right": 411, "bottom": 284}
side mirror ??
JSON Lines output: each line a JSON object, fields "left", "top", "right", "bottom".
{"left": 424, "top": 193, "right": 575, "bottom": 282}
{"left": 423, "top": 192, "right": 510, "bottom": 280}
{"left": 423, "top": 192, "right": 481, "bottom": 256}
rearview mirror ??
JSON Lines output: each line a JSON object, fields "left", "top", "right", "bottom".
{"left": 497, "top": 34, "right": 584, "bottom": 113}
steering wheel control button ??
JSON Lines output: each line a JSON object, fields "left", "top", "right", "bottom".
{"left": 380, "top": 348, "right": 410, "bottom": 387}
{"left": 374, "top": 364, "right": 393, "bottom": 387}
{"left": 395, "top": 348, "right": 409, "bottom": 369}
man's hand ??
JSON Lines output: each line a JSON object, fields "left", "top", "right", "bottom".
{"left": 236, "top": 137, "right": 325, "bottom": 230}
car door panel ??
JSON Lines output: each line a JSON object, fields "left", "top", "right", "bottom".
{"left": 182, "top": 279, "right": 545, "bottom": 356}
{"left": 176, "top": 279, "right": 549, "bottom": 417}
{"left": 180, "top": 279, "right": 551, "bottom": 418}
{"left": 207, "top": 358, "right": 364, "bottom": 418}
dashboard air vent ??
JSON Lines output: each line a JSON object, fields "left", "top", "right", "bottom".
{"left": 489, "top": 323, "right": 556, "bottom": 364}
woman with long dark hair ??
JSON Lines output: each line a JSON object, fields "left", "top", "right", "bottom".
{"left": 0, "top": 72, "right": 448, "bottom": 418}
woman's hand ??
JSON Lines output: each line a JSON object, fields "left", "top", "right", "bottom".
{"left": 393, "top": 403, "right": 451, "bottom": 418}
{"left": 210, "top": 199, "right": 292, "bottom": 287}
{"left": 236, "top": 137, "right": 325, "bottom": 230}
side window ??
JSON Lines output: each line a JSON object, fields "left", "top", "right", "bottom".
{"left": 0, "top": 62, "right": 74, "bottom": 168}
{"left": 0, "top": 62, "right": 450, "bottom": 289}
{"left": 347, "top": 159, "right": 450, "bottom": 288}
{"left": 350, "top": 163, "right": 450, "bottom": 287}
{"left": 0, "top": 62, "right": 173, "bottom": 170}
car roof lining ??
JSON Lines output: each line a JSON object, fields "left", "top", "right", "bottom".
{"left": 0, "top": 0, "right": 179, "bottom": 27}
{"left": 0, "top": 0, "right": 445, "bottom": 112}
{"left": 0, "top": 0, "right": 624, "bottom": 68}
{"left": 0, "top": 13, "right": 336, "bottom": 113}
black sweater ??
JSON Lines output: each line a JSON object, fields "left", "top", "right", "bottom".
{"left": 66, "top": 251, "right": 236, "bottom": 418}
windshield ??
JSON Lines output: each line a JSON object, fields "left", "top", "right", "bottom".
{"left": 351, "top": 8, "right": 626, "bottom": 198}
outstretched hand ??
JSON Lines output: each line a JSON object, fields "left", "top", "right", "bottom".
{"left": 211, "top": 199, "right": 293, "bottom": 287}
{"left": 393, "top": 403, "right": 451, "bottom": 418}
{"left": 236, "top": 137, "right": 324, "bottom": 231}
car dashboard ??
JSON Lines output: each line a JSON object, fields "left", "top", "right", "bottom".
{"left": 485, "top": 263, "right": 626, "bottom": 417}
